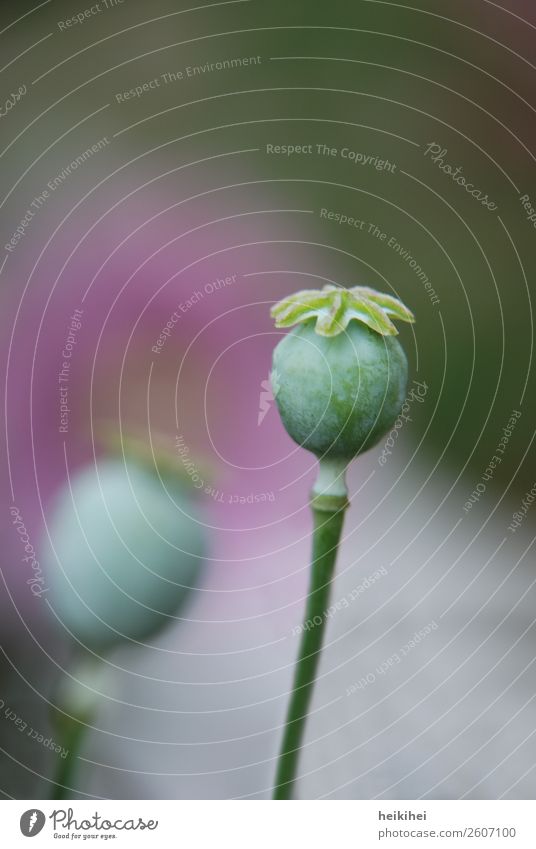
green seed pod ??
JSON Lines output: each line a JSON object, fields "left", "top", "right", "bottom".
{"left": 271, "top": 285, "right": 414, "bottom": 462}
{"left": 43, "top": 457, "right": 205, "bottom": 651}
{"left": 270, "top": 285, "right": 415, "bottom": 798}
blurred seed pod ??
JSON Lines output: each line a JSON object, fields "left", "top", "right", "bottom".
{"left": 43, "top": 456, "right": 206, "bottom": 651}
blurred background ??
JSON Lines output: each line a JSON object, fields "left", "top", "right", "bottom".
{"left": 1, "top": 0, "right": 535, "bottom": 799}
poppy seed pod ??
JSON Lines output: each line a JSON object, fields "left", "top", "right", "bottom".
{"left": 43, "top": 458, "right": 205, "bottom": 651}
{"left": 271, "top": 286, "right": 415, "bottom": 798}
{"left": 271, "top": 285, "right": 414, "bottom": 461}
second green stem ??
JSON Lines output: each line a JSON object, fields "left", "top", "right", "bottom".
{"left": 51, "top": 716, "right": 86, "bottom": 800}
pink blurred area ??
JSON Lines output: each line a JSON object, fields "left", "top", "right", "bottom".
{"left": 0, "top": 156, "right": 319, "bottom": 639}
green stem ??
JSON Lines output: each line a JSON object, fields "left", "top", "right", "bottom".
{"left": 273, "top": 486, "right": 348, "bottom": 799}
{"left": 51, "top": 718, "right": 86, "bottom": 800}
{"left": 48, "top": 656, "right": 104, "bottom": 799}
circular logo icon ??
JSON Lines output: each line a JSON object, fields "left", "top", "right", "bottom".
{"left": 20, "top": 810, "right": 46, "bottom": 837}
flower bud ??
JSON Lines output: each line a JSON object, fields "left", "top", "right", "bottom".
{"left": 271, "top": 285, "right": 413, "bottom": 459}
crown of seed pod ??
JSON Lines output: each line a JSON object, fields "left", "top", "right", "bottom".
{"left": 271, "top": 284, "right": 415, "bottom": 460}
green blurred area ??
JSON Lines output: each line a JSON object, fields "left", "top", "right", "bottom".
{"left": 3, "top": 0, "right": 534, "bottom": 498}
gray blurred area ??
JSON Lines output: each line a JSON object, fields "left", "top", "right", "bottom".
{"left": 3, "top": 450, "right": 532, "bottom": 800}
